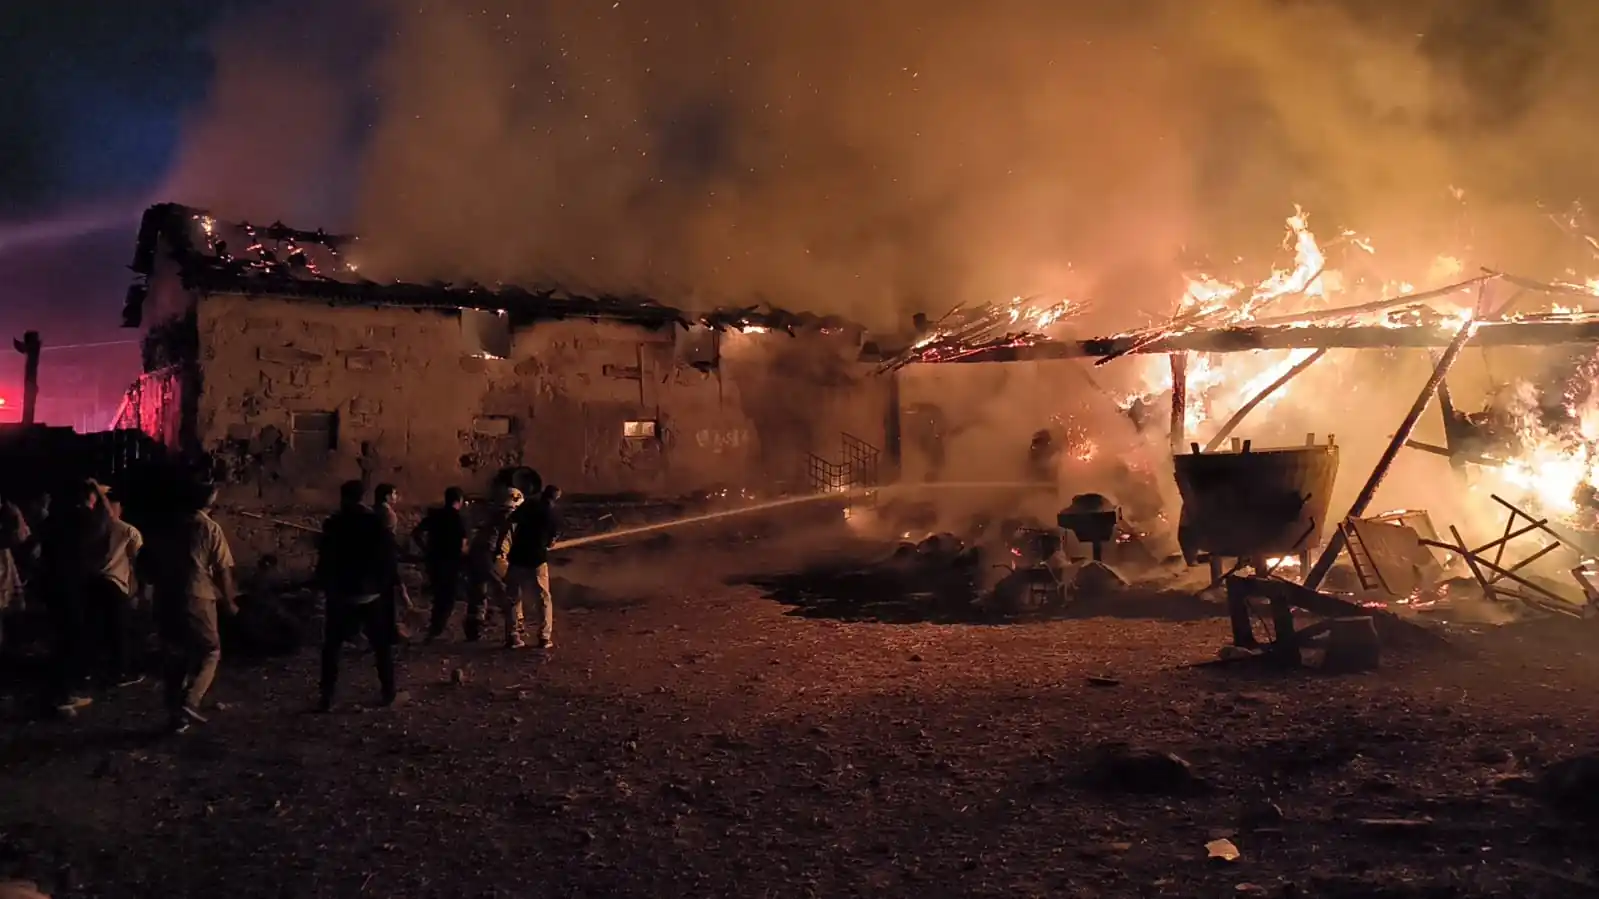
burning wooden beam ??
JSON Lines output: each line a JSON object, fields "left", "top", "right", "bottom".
{"left": 922, "top": 316, "right": 1599, "bottom": 363}
{"left": 1301, "top": 314, "right": 1479, "bottom": 591}
{"left": 1168, "top": 352, "right": 1188, "bottom": 453}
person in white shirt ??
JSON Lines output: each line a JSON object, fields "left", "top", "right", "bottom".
{"left": 85, "top": 486, "right": 145, "bottom": 688}
{"left": 148, "top": 483, "right": 237, "bottom": 732}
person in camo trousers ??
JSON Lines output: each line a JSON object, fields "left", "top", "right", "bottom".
{"left": 151, "top": 482, "right": 237, "bottom": 733}
{"left": 465, "top": 486, "right": 521, "bottom": 643}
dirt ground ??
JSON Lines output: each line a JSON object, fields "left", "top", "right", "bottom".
{"left": 4, "top": 532, "right": 1599, "bottom": 899}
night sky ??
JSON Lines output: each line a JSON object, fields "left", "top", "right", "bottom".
{"left": 0, "top": 2, "right": 250, "bottom": 406}
{"left": 0, "top": 1, "right": 372, "bottom": 416}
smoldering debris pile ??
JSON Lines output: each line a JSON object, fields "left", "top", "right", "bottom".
{"left": 746, "top": 491, "right": 1181, "bottom": 622}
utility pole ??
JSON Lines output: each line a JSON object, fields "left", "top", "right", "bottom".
{"left": 12, "top": 331, "right": 40, "bottom": 426}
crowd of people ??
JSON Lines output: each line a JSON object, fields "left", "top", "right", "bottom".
{"left": 0, "top": 473, "right": 563, "bottom": 732}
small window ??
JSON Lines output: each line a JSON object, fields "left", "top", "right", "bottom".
{"left": 623, "top": 420, "right": 658, "bottom": 439}
{"left": 291, "top": 410, "right": 337, "bottom": 451}
{"left": 473, "top": 415, "right": 514, "bottom": 437}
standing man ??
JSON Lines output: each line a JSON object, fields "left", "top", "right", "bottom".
{"left": 85, "top": 488, "right": 145, "bottom": 688}
{"left": 541, "top": 485, "right": 564, "bottom": 546}
{"left": 372, "top": 483, "right": 414, "bottom": 615}
{"left": 466, "top": 486, "right": 520, "bottom": 644}
{"left": 504, "top": 484, "right": 561, "bottom": 651}
{"left": 316, "top": 480, "right": 404, "bottom": 711}
{"left": 150, "top": 482, "right": 237, "bottom": 732}
{"left": 16, "top": 493, "right": 49, "bottom": 609}
{"left": 40, "top": 480, "right": 108, "bottom": 714}
{"left": 413, "top": 487, "right": 468, "bottom": 641}
{"left": 0, "top": 495, "right": 29, "bottom": 656}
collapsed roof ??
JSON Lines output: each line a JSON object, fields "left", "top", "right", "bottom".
{"left": 891, "top": 274, "right": 1599, "bottom": 367}
{"left": 122, "top": 203, "right": 866, "bottom": 337}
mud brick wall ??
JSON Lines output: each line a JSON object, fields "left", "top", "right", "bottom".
{"left": 176, "top": 294, "right": 890, "bottom": 507}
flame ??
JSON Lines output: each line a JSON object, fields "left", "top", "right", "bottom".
{"left": 1121, "top": 348, "right": 1319, "bottom": 440}
{"left": 1005, "top": 295, "right": 1076, "bottom": 331}
{"left": 1242, "top": 206, "right": 1326, "bottom": 314}
{"left": 1475, "top": 376, "right": 1599, "bottom": 522}
{"left": 946, "top": 201, "right": 1599, "bottom": 544}
{"left": 1177, "top": 275, "right": 1243, "bottom": 318}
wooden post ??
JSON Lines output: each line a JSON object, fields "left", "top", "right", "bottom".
{"left": 1169, "top": 352, "right": 1188, "bottom": 454}
{"left": 12, "top": 331, "right": 40, "bottom": 426}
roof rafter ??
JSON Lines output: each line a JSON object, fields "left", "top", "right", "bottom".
{"left": 924, "top": 317, "right": 1599, "bottom": 363}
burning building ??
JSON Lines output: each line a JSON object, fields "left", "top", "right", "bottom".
{"left": 114, "top": 204, "right": 893, "bottom": 503}
{"left": 883, "top": 205, "right": 1599, "bottom": 562}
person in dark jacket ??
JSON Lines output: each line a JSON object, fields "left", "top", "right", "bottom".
{"left": 40, "top": 480, "right": 110, "bottom": 714}
{"left": 316, "top": 480, "right": 404, "bottom": 711}
{"left": 0, "top": 495, "right": 28, "bottom": 657}
{"left": 503, "top": 484, "right": 561, "bottom": 650}
{"left": 413, "top": 487, "right": 468, "bottom": 640}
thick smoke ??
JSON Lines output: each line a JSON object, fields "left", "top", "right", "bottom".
{"left": 354, "top": 0, "right": 1197, "bottom": 327}
{"left": 160, "top": 0, "right": 1599, "bottom": 562}
{"left": 160, "top": 2, "right": 378, "bottom": 226}
{"left": 346, "top": 0, "right": 1599, "bottom": 328}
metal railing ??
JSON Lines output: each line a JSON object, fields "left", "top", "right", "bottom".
{"left": 806, "top": 433, "right": 881, "bottom": 494}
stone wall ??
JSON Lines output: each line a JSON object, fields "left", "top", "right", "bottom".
{"left": 190, "top": 294, "right": 892, "bottom": 504}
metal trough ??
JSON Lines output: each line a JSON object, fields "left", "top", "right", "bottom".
{"left": 1173, "top": 439, "right": 1340, "bottom": 564}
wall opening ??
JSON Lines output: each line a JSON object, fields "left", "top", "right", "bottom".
{"left": 473, "top": 415, "right": 515, "bottom": 437}
{"left": 291, "top": 410, "right": 338, "bottom": 451}
{"left": 461, "top": 309, "right": 512, "bottom": 359}
{"left": 623, "top": 419, "right": 658, "bottom": 440}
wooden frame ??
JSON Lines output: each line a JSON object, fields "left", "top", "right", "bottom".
{"left": 1416, "top": 494, "right": 1593, "bottom": 618}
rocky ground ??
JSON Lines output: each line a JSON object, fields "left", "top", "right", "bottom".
{"left": 4, "top": 533, "right": 1599, "bottom": 898}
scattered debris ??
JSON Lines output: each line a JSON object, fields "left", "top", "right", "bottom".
{"left": 1355, "top": 818, "right": 1434, "bottom": 835}
{"left": 1077, "top": 743, "right": 1207, "bottom": 795}
{"left": 1536, "top": 751, "right": 1599, "bottom": 816}
{"left": 1321, "top": 616, "right": 1381, "bottom": 673}
{"left": 1071, "top": 560, "right": 1128, "bottom": 594}
{"left": 1206, "top": 838, "right": 1242, "bottom": 862}
{"left": 1239, "top": 800, "right": 1286, "bottom": 831}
